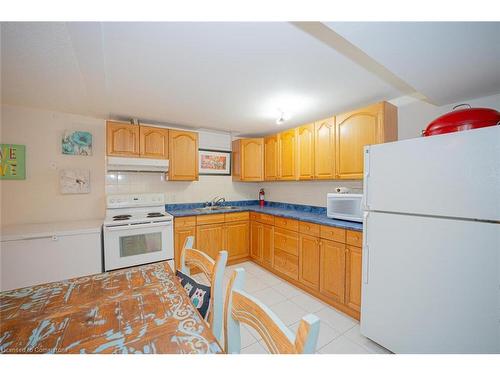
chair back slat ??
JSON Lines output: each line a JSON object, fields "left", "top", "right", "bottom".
{"left": 224, "top": 268, "right": 320, "bottom": 354}
{"left": 179, "top": 236, "right": 227, "bottom": 344}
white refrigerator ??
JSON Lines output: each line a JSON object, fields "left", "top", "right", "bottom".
{"left": 360, "top": 125, "right": 500, "bottom": 354}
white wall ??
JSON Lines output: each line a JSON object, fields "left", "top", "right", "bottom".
{"left": 1, "top": 104, "right": 106, "bottom": 225}
{"left": 257, "top": 180, "right": 362, "bottom": 207}
{"left": 397, "top": 92, "right": 500, "bottom": 140}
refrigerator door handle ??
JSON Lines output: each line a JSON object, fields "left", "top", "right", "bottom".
{"left": 363, "top": 147, "right": 370, "bottom": 210}
{"left": 363, "top": 211, "right": 369, "bottom": 284}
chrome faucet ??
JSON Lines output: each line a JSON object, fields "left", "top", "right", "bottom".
{"left": 207, "top": 196, "right": 226, "bottom": 207}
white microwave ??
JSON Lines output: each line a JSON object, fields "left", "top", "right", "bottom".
{"left": 327, "top": 193, "right": 364, "bottom": 222}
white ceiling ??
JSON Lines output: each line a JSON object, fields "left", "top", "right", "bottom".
{"left": 2, "top": 22, "right": 499, "bottom": 135}
{"left": 326, "top": 22, "right": 500, "bottom": 106}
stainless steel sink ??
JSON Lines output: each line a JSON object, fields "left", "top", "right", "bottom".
{"left": 194, "top": 206, "right": 240, "bottom": 212}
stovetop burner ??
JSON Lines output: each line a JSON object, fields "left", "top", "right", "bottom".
{"left": 113, "top": 214, "right": 132, "bottom": 221}
{"left": 147, "top": 212, "right": 165, "bottom": 217}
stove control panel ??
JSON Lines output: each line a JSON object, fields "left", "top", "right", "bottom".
{"left": 106, "top": 193, "right": 165, "bottom": 208}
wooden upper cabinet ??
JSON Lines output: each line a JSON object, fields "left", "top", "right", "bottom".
{"left": 345, "top": 245, "right": 362, "bottom": 312}
{"left": 232, "top": 139, "right": 241, "bottom": 180}
{"left": 168, "top": 130, "right": 199, "bottom": 181}
{"left": 314, "top": 117, "right": 336, "bottom": 179}
{"left": 106, "top": 121, "right": 140, "bottom": 157}
{"left": 264, "top": 135, "right": 278, "bottom": 181}
{"left": 139, "top": 126, "right": 169, "bottom": 159}
{"left": 336, "top": 102, "right": 397, "bottom": 179}
{"left": 297, "top": 123, "right": 315, "bottom": 180}
{"left": 298, "top": 234, "right": 320, "bottom": 290}
{"left": 320, "top": 239, "right": 346, "bottom": 303}
{"left": 233, "top": 138, "right": 264, "bottom": 181}
{"left": 278, "top": 128, "right": 297, "bottom": 180}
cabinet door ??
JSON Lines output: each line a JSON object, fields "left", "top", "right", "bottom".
{"left": 345, "top": 245, "right": 362, "bottom": 312}
{"left": 241, "top": 138, "right": 264, "bottom": 181}
{"left": 278, "top": 129, "right": 297, "bottom": 180}
{"left": 169, "top": 130, "right": 199, "bottom": 181}
{"left": 264, "top": 135, "right": 278, "bottom": 181}
{"left": 196, "top": 223, "right": 224, "bottom": 260}
{"left": 314, "top": 117, "right": 335, "bottom": 179}
{"left": 335, "top": 103, "right": 382, "bottom": 179}
{"left": 139, "top": 126, "right": 169, "bottom": 159}
{"left": 262, "top": 224, "right": 274, "bottom": 267}
{"left": 232, "top": 139, "right": 241, "bottom": 181}
{"left": 297, "top": 123, "right": 315, "bottom": 180}
{"left": 250, "top": 221, "right": 263, "bottom": 261}
{"left": 106, "top": 121, "right": 140, "bottom": 156}
{"left": 320, "top": 239, "right": 346, "bottom": 303}
{"left": 225, "top": 221, "right": 250, "bottom": 261}
{"left": 174, "top": 226, "right": 196, "bottom": 271}
{"left": 274, "top": 249, "right": 298, "bottom": 280}
{"left": 298, "top": 234, "right": 320, "bottom": 290}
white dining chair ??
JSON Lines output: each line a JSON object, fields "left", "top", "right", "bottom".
{"left": 224, "top": 267, "right": 320, "bottom": 354}
{"left": 179, "top": 236, "right": 227, "bottom": 343}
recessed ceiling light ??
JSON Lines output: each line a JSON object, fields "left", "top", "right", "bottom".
{"left": 276, "top": 110, "right": 286, "bottom": 125}
{"left": 259, "top": 93, "right": 314, "bottom": 124}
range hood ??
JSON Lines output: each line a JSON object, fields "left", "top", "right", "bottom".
{"left": 107, "top": 157, "right": 169, "bottom": 172}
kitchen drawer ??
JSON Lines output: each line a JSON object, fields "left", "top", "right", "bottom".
{"left": 250, "top": 212, "right": 260, "bottom": 221}
{"left": 250, "top": 212, "right": 275, "bottom": 225}
{"left": 258, "top": 213, "right": 275, "bottom": 225}
{"left": 274, "top": 228, "right": 298, "bottom": 256}
{"left": 346, "top": 230, "right": 363, "bottom": 247}
{"left": 320, "top": 225, "right": 346, "bottom": 243}
{"left": 274, "top": 249, "right": 298, "bottom": 280}
{"left": 274, "top": 216, "right": 299, "bottom": 232}
{"left": 299, "top": 221, "right": 320, "bottom": 237}
{"left": 225, "top": 211, "right": 249, "bottom": 222}
{"left": 174, "top": 216, "right": 196, "bottom": 228}
{"left": 196, "top": 213, "right": 225, "bottom": 225}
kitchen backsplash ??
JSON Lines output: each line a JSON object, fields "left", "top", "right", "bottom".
{"left": 105, "top": 171, "right": 363, "bottom": 207}
{"left": 105, "top": 172, "right": 257, "bottom": 203}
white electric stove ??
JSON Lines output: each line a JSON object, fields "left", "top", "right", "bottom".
{"left": 103, "top": 193, "right": 174, "bottom": 271}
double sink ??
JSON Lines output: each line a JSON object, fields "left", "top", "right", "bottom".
{"left": 194, "top": 206, "right": 240, "bottom": 212}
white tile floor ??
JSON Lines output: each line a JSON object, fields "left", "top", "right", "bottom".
{"left": 193, "top": 261, "right": 392, "bottom": 354}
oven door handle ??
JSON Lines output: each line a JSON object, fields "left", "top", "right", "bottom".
{"left": 105, "top": 221, "right": 172, "bottom": 231}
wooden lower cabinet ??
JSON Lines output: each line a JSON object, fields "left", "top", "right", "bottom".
{"left": 274, "top": 228, "right": 298, "bottom": 280}
{"left": 225, "top": 221, "right": 249, "bottom": 261}
{"left": 174, "top": 213, "right": 363, "bottom": 320}
{"left": 319, "top": 239, "right": 346, "bottom": 303}
{"left": 196, "top": 223, "right": 224, "bottom": 260}
{"left": 345, "top": 245, "right": 362, "bottom": 312}
{"left": 262, "top": 224, "right": 274, "bottom": 267}
{"left": 274, "top": 249, "right": 298, "bottom": 280}
{"left": 250, "top": 221, "right": 263, "bottom": 261}
{"left": 298, "top": 234, "right": 320, "bottom": 290}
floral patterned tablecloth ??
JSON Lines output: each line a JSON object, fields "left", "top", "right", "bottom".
{"left": 0, "top": 262, "right": 222, "bottom": 354}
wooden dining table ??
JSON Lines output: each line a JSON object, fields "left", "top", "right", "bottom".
{"left": 0, "top": 261, "right": 223, "bottom": 354}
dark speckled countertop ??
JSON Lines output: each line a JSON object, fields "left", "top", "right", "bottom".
{"left": 166, "top": 200, "right": 363, "bottom": 231}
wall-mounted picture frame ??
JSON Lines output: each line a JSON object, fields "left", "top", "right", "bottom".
{"left": 0, "top": 144, "right": 26, "bottom": 180}
{"left": 62, "top": 130, "right": 93, "bottom": 156}
{"left": 59, "top": 168, "right": 91, "bottom": 194}
{"left": 198, "top": 149, "right": 231, "bottom": 176}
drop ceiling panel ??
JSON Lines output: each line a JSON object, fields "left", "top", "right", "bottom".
{"left": 326, "top": 22, "right": 500, "bottom": 105}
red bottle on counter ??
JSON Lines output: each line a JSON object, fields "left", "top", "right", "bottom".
{"left": 259, "top": 188, "right": 265, "bottom": 207}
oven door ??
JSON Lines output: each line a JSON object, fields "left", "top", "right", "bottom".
{"left": 103, "top": 221, "right": 173, "bottom": 271}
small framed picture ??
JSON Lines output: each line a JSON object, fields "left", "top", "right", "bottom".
{"left": 199, "top": 149, "right": 231, "bottom": 176}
